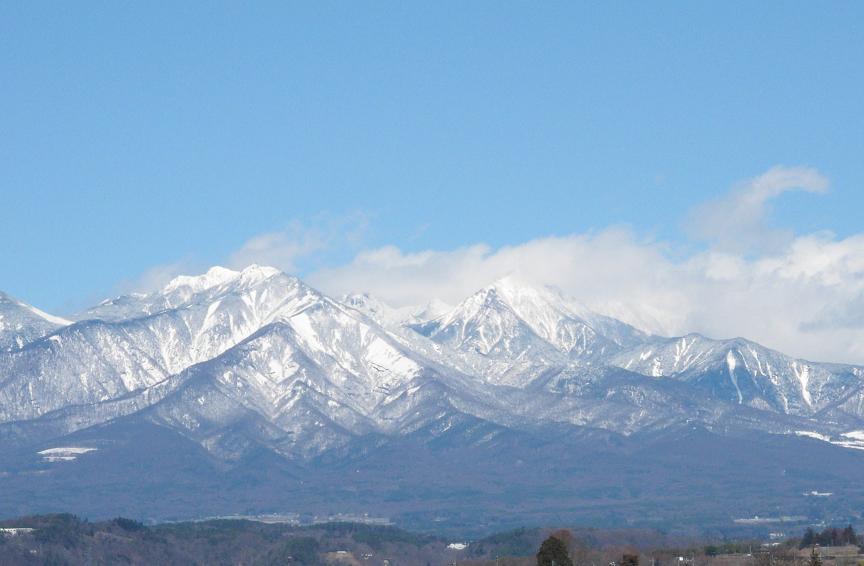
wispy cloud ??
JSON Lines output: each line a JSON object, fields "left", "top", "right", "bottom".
{"left": 228, "top": 212, "right": 370, "bottom": 273}
{"left": 227, "top": 222, "right": 328, "bottom": 273}
{"left": 121, "top": 212, "right": 369, "bottom": 296}
{"left": 116, "top": 258, "right": 200, "bottom": 295}
{"left": 686, "top": 166, "right": 829, "bottom": 253}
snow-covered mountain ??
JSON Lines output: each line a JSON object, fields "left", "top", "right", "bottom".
{"left": 414, "top": 276, "right": 645, "bottom": 356}
{"left": 2, "top": 265, "right": 864, "bottom": 529}
{"left": 2, "top": 267, "right": 863, "bottom": 448}
{"left": 609, "top": 334, "right": 864, "bottom": 417}
{"left": 0, "top": 266, "right": 501, "bottom": 451}
{"left": 0, "top": 292, "right": 71, "bottom": 351}
{"left": 0, "top": 266, "right": 328, "bottom": 423}
{"left": 410, "top": 277, "right": 646, "bottom": 387}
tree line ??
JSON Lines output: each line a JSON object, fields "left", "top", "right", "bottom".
{"left": 799, "top": 525, "right": 858, "bottom": 549}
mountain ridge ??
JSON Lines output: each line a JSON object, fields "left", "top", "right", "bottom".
{"left": 3, "top": 266, "right": 864, "bottom": 433}
{"left": 2, "top": 265, "right": 864, "bottom": 530}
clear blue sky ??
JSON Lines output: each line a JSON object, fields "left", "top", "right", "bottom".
{"left": 2, "top": 2, "right": 863, "bottom": 313}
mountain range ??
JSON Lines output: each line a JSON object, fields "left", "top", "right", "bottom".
{"left": 1, "top": 265, "right": 863, "bottom": 535}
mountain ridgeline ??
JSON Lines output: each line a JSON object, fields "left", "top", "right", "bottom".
{"left": 1, "top": 266, "right": 863, "bottom": 533}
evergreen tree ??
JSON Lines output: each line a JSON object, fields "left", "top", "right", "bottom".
{"left": 537, "top": 535, "right": 574, "bottom": 566}
{"left": 808, "top": 546, "right": 822, "bottom": 566}
{"left": 842, "top": 525, "right": 857, "bottom": 545}
{"left": 801, "top": 528, "right": 816, "bottom": 549}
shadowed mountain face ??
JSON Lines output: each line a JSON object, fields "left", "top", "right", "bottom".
{"left": 1, "top": 266, "right": 863, "bottom": 532}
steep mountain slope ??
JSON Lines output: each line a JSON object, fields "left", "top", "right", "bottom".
{"left": 76, "top": 266, "right": 277, "bottom": 322}
{"left": 0, "top": 266, "right": 336, "bottom": 423}
{"left": 4, "top": 269, "right": 863, "bottom": 442}
{"left": 0, "top": 267, "right": 509, "bottom": 456}
{"left": 0, "top": 292, "right": 70, "bottom": 351}
{"left": 609, "top": 334, "right": 864, "bottom": 418}
{"left": 410, "top": 277, "right": 645, "bottom": 387}
{"left": 138, "top": 297, "right": 525, "bottom": 460}
{"left": 143, "top": 312, "right": 454, "bottom": 460}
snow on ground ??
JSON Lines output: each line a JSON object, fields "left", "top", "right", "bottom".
{"left": 0, "top": 528, "right": 35, "bottom": 536}
{"left": 794, "top": 430, "right": 831, "bottom": 442}
{"left": 793, "top": 431, "right": 864, "bottom": 451}
{"left": 38, "top": 446, "right": 98, "bottom": 462}
{"left": 23, "top": 303, "right": 72, "bottom": 327}
{"left": 834, "top": 431, "right": 864, "bottom": 451}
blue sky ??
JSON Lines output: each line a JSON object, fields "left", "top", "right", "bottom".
{"left": 2, "top": 1, "right": 863, "bottom": 346}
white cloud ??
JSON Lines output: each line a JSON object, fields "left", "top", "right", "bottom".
{"left": 124, "top": 166, "right": 864, "bottom": 364}
{"left": 308, "top": 167, "right": 864, "bottom": 364}
{"left": 117, "top": 259, "right": 199, "bottom": 295}
{"left": 227, "top": 221, "right": 327, "bottom": 273}
{"left": 686, "top": 166, "right": 829, "bottom": 252}
{"left": 228, "top": 212, "right": 370, "bottom": 272}
{"left": 311, "top": 229, "right": 864, "bottom": 364}
{"left": 124, "top": 212, "right": 370, "bottom": 296}
{"left": 309, "top": 229, "right": 675, "bottom": 323}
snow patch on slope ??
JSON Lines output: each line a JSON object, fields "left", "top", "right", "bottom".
{"left": 726, "top": 350, "right": 743, "bottom": 404}
{"left": 38, "top": 446, "right": 98, "bottom": 462}
{"left": 163, "top": 266, "right": 241, "bottom": 294}
{"left": 792, "top": 361, "right": 812, "bottom": 407}
{"left": 19, "top": 303, "right": 72, "bottom": 327}
{"left": 793, "top": 430, "right": 864, "bottom": 452}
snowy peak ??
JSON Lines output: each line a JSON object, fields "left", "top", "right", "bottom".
{"left": 410, "top": 298, "right": 453, "bottom": 323}
{"left": 79, "top": 265, "right": 293, "bottom": 322}
{"left": 419, "top": 277, "right": 634, "bottom": 360}
{"left": 341, "top": 293, "right": 455, "bottom": 330}
{"left": 0, "top": 291, "right": 71, "bottom": 350}
{"left": 341, "top": 293, "right": 415, "bottom": 327}
{"left": 162, "top": 264, "right": 282, "bottom": 299}
{"left": 0, "top": 292, "right": 71, "bottom": 327}
{"left": 484, "top": 274, "right": 552, "bottom": 300}
{"left": 482, "top": 276, "right": 592, "bottom": 349}
{"left": 162, "top": 265, "right": 242, "bottom": 294}
{"left": 418, "top": 283, "right": 544, "bottom": 357}
{"left": 487, "top": 277, "right": 648, "bottom": 347}
{"left": 0, "top": 267, "right": 331, "bottom": 423}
